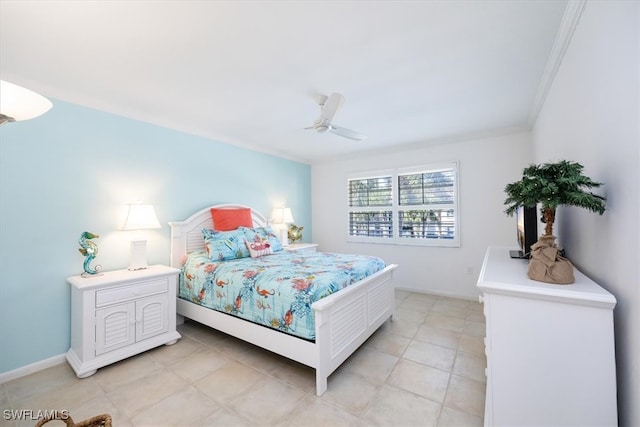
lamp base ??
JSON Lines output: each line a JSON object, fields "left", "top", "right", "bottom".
{"left": 280, "top": 227, "right": 290, "bottom": 247}
{"left": 128, "top": 240, "right": 149, "bottom": 271}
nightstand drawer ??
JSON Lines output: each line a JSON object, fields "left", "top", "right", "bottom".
{"left": 285, "top": 243, "right": 318, "bottom": 252}
{"left": 96, "top": 278, "right": 168, "bottom": 307}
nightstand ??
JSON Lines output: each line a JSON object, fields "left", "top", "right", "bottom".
{"left": 285, "top": 243, "right": 318, "bottom": 252}
{"left": 66, "top": 265, "right": 181, "bottom": 378}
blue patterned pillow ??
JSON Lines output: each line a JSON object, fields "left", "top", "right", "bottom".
{"left": 239, "top": 226, "right": 283, "bottom": 252}
{"left": 202, "top": 228, "right": 250, "bottom": 261}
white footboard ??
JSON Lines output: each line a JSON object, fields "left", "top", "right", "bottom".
{"left": 312, "top": 264, "right": 397, "bottom": 395}
{"left": 176, "top": 263, "right": 397, "bottom": 396}
{"left": 170, "top": 203, "right": 398, "bottom": 396}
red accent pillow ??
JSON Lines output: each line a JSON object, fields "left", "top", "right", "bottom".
{"left": 210, "top": 208, "right": 253, "bottom": 231}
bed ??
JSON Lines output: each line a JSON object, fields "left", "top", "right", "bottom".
{"left": 169, "top": 204, "right": 398, "bottom": 396}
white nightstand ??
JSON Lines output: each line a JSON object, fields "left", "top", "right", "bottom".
{"left": 66, "top": 265, "right": 181, "bottom": 378}
{"left": 285, "top": 243, "right": 318, "bottom": 252}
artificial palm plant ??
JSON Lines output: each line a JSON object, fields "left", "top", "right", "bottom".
{"left": 504, "top": 160, "right": 606, "bottom": 237}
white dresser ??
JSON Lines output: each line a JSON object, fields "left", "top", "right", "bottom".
{"left": 477, "top": 247, "right": 617, "bottom": 427}
{"left": 66, "top": 265, "right": 181, "bottom": 378}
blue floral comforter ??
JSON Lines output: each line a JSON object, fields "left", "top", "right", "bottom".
{"left": 180, "top": 250, "right": 386, "bottom": 341}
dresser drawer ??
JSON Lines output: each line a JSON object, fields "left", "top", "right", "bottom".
{"left": 96, "top": 278, "right": 169, "bottom": 307}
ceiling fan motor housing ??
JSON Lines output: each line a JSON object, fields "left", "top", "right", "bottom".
{"left": 307, "top": 92, "right": 366, "bottom": 140}
{"left": 314, "top": 123, "right": 330, "bottom": 133}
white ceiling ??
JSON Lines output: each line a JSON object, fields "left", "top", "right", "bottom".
{"left": 1, "top": 0, "right": 569, "bottom": 164}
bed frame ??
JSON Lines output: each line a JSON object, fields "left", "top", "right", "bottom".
{"left": 169, "top": 204, "right": 397, "bottom": 396}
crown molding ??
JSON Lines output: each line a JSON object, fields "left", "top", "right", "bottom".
{"left": 528, "top": 0, "right": 587, "bottom": 127}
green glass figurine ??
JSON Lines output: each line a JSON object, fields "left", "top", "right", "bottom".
{"left": 78, "top": 231, "right": 103, "bottom": 277}
{"left": 287, "top": 224, "right": 303, "bottom": 243}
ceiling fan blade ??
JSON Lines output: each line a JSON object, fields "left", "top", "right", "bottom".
{"left": 329, "top": 125, "right": 368, "bottom": 141}
{"left": 319, "top": 92, "right": 345, "bottom": 124}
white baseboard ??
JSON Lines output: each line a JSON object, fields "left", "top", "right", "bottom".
{"left": 0, "top": 354, "right": 67, "bottom": 384}
{"left": 394, "top": 286, "right": 480, "bottom": 302}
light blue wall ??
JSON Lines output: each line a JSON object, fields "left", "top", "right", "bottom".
{"left": 0, "top": 100, "right": 311, "bottom": 374}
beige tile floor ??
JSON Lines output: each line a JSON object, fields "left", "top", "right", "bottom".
{"left": 1, "top": 291, "right": 486, "bottom": 426}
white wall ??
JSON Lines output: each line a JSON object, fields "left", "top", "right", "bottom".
{"left": 312, "top": 132, "right": 532, "bottom": 299}
{"left": 532, "top": 1, "right": 639, "bottom": 425}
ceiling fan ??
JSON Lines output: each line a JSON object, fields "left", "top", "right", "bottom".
{"left": 306, "top": 92, "right": 367, "bottom": 141}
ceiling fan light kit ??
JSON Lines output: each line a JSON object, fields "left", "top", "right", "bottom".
{"left": 306, "top": 92, "right": 367, "bottom": 141}
{"left": 0, "top": 80, "right": 53, "bottom": 126}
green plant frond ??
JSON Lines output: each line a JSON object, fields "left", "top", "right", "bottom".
{"left": 564, "top": 192, "right": 606, "bottom": 214}
{"left": 504, "top": 160, "right": 606, "bottom": 216}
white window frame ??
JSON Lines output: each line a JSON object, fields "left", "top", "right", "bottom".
{"left": 347, "top": 161, "right": 460, "bottom": 247}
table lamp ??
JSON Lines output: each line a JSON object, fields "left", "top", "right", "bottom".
{"left": 270, "top": 207, "right": 294, "bottom": 247}
{"left": 122, "top": 203, "right": 161, "bottom": 270}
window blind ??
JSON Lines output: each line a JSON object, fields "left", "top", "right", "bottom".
{"left": 347, "top": 163, "right": 459, "bottom": 246}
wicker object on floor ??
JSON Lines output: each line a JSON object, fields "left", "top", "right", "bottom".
{"left": 34, "top": 413, "right": 112, "bottom": 427}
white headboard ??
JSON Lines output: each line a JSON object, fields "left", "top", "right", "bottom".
{"left": 168, "top": 204, "right": 268, "bottom": 268}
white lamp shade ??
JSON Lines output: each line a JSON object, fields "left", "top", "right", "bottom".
{"left": 122, "top": 204, "right": 161, "bottom": 230}
{"left": 270, "top": 207, "right": 294, "bottom": 224}
{"left": 0, "top": 80, "right": 53, "bottom": 122}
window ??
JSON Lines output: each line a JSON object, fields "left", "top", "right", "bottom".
{"left": 347, "top": 162, "right": 459, "bottom": 247}
{"left": 348, "top": 175, "right": 393, "bottom": 238}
